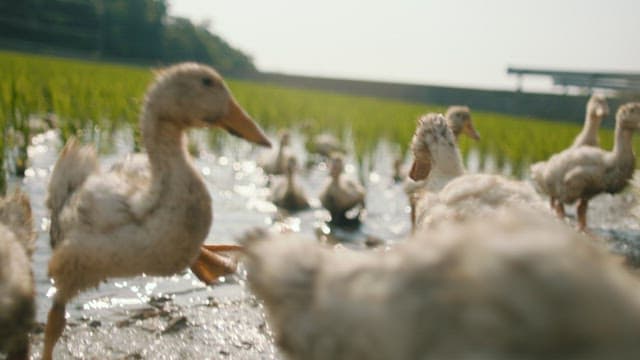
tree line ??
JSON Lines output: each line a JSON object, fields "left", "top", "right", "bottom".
{"left": 0, "top": 0, "right": 256, "bottom": 74}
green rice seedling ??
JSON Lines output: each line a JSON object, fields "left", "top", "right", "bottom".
{"left": 1, "top": 50, "right": 636, "bottom": 181}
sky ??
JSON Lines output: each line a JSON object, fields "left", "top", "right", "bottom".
{"left": 169, "top": 0, "right": 640, "bottom": 91}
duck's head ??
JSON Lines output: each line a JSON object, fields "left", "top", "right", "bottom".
{"left": 616, "top": 102, "right": 640, "bottom": 130}
{"left": 279, "top": 131, "right": 291, "bottom": 147}
{"left": 144, "top": 62, "right": 271, "bottom": 147}
{"left": 329, "top": 154, "right": 344, "bottom": 178}
{"left": 409, "top": 113, "right": 462, "bottom": 181}
{"left": 445, "top": 105, "right": 480, "bottom": 141}
{"left": 587, "top": 94, "right": 609, "bottom": 121}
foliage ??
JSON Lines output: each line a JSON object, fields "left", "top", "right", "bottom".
{"left": 0, "top": 0, "right": 255, "bottom": 74}
{"left": 1, "top": 50, "right": 636, "bottom": 182}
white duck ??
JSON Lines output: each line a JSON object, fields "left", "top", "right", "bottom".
{"left": 395, "top": 106, "right": 479, "bottom": 183}
{"left": 243, "top": 206, "right": 640, "bottom": 360}
{"left": 319, "top": 154, "right": 366, "bottom": 226}
{"left": 408, "top": 114, "right": 543, "bottom": 231}
{"left": 269, "top": 156, "right": 310, "bottom": 212}
{"left": 530, "top": 102, "right": 640, "bottom": 231}
{"left": 42, "top": 63, "right": 271, "bottom": 360}
{"left": 570, "top": 94, "right": 609, "bottom": 148}
{"left": 531, "top": 95, "right": 610, "bottom": 215}
{"left": 0, "top": 190, "right": 34, "bottom": 360}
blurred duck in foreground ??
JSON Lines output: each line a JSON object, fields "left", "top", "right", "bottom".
{"left": 243, "top": 206, "right": 640, "bottom": 360}
{"left": 0, "top": 190, "right": 34, "bottom": 360}
{"left": 570, "top": 94, "right": 609, "bottom": 148}
{"left": 407, "top": 114, "right": 542, "bottom": 231}
{"left": 270, "top": 157, "right": 310, "bottom": 212}
{"left": 530, "top": 102, "right": 640, "bottom": 231}
{"left": 319, "top": 154, "right": 366, "bottom": 226}
{"left": 42, "top": 63, "right": 271, "bottom": 360}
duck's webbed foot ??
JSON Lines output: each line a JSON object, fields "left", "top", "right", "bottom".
{"left": 190, "top": 245, "right": 242, "bottom": 285}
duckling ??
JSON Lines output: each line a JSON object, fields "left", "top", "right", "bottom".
{"left": 260, "top": 130, "right": 293, "bottom": 175}
{"left": 243, "top": 207, "right": 640, "bottom": 360}
{"left": 408, "top": 114, "right": 543, "bottom": 231}
{"left": 270, "top": 157, "right": 310, "bottom": 212}
{"left": 0, "top": 190, "right": 34, "bottom": 360}
{"left": 42, "top": 63, "right": 271, "bottom": 360}
{"left": 570, "top": 94, "right": 610, "bottom": 148}
{"left": 530, "top": 102, "right": 640, "bottom": 231}
{"left": 319, "top": 154, "right": 365, "bottom": 226}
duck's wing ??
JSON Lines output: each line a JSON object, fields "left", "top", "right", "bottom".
{"left": 61, "top": 154, "right": 156, "bottom": 237}
{"left": 562, "top": 165, "right": 606, "bottom": 198}
{"left": 0, "top": 190, "right": 34, "bottom": 256}
{"left": 47, "top": 138, "right": 99, "bottom": 248}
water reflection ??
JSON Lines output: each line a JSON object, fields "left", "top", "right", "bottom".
{"left": 22, "top": 129, "right": 413, "bottom": 323}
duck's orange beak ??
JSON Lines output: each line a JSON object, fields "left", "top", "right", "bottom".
{"left": 464, "top": 121, "right": 481, "bottom": 141}
{"left": 219, "top": 97, "right": 271, "bottom": 147}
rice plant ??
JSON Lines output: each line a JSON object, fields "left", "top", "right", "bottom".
{"left": 0, "top": 49, "right": 632, "bottom": 181}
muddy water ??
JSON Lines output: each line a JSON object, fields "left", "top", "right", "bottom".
{"left": 16, "top": 129, "right": 640, "bottom": 359}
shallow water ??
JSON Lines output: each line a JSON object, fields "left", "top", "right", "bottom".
{"left": 14, "top": 129, "right": 640, "bottom": 359}
{"left": 15, "top": 129, "right": 413, "bottom": 325}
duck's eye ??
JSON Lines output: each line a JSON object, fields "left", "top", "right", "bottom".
{"left": 201, "top": 77, "right": 214, "bottom": 87}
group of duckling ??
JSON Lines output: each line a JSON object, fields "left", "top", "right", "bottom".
{"left": 2, "top": 61, "right": 640, "bottom": 360}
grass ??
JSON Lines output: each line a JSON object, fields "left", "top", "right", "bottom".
{"left": 0, "top": 49, "right": 631, "bottom": 184}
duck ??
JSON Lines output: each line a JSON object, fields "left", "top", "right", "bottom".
{"left": 260, "top": 130, "right": 293, "bottom": 175}
{"left": 310, "top": 132, "right": 344, "bottom": 158}
{"left": 445, "top": 105, "right": 480, "bottom": 141}
{"left": 242, "top": 206, "right": 640, "bottom": 360}
{"left": 269, "top": 156, "right": 310, "bottom": 212}
{"left": 570, "top": 94, "right": 610, "bottom": 148}
{"left": 319, "top": 154, "right": 366, "bottom": 226}
{"left": 0, "top": 190, "right": 34, "bottom": 360}
{"left": 529, "top": 102, "right": 640, "bottom": 231}
{"left": 394, "top": 106, "right": 479, "bottom": 183}
{"left": 408, "top": 113, "right": 543, "bottom": 231}
{"left": 42, "top": 62, "right": 271, "bottom": 360}
{"left": 531, "top": 95, "right": 610, "bottom": 216}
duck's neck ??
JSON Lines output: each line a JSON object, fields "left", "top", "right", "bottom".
{"left": 613, "top": 123, "right": 635, "bottom": 162}
{"left": 286, "top": 169, "right": 296, "bottom": 189}
{"left": 330, "top": 173, "right": 341, "bottom": 185}
{"left": 429, "top": 146, "right": 465, "bottom": 182}
{"left": 141, "top": 112, "right": 190, "bottom": 174}
{"left": 576, "top": 113, "right": 601, "bottom": 145}
{"left": 428, "top": 161, "right": 464, "bottom": 184}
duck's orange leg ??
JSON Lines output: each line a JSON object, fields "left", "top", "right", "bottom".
{"left": 190, "top": 245, "right": 242, "bottom": 285}
{"left": 43, "top": 300, "right": 66, "bottom": 360}
{"left": 552, "top": 198, "right": 565, "bottom": 219}
{"left": 576, "top": 198, "right": 589, "bottom": 232}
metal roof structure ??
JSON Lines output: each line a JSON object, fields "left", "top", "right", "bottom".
{"left": 507, "top": 66, "right": 640, "bottom": 93}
